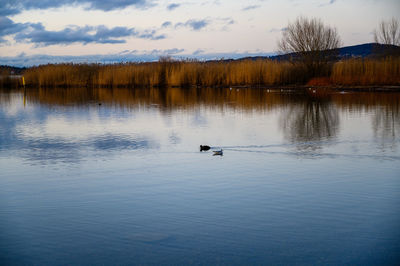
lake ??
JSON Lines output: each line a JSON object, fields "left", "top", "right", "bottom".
{"left": 0, "top": 87, "right": 399, "bottom": 265}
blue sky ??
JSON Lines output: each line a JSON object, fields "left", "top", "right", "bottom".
{"left": 0, "top": 0, "right": 399, "bottom": 66}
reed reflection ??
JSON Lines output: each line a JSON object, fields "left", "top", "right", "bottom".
{"left": 11, "top": 87, "right": 293, "bottom": 110}
{"left": 1, "top": 87, "right": 400, "bottom": 158}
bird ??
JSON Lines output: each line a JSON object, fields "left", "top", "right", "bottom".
{"left": 213, "top": 149, "right": 223, "bottom": 156}
{"left": 200, "top": 145, "right": 211, "bottom": 152}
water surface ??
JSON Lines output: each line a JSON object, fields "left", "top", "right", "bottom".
{"left": 1, "top": 87, "right": 399, "bottom": 265}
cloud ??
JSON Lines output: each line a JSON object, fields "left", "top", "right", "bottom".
{"left": 0, "top": 110, "right": 157, "bottom": 164}
{"left": 167, "top": 3, "right": 180, "bottom": 10}
{"left": 11, "top": 23, "right": 165, "bottom": 46}
{"left": 0, "top": 16, "right": 165, "bottom": 46}
{"left": 161, "top": 21, "right": 172, "bottom": 28}
{"left": 185, "top": 19, "right": 209, "bottom": 30}
{"left": 170, "top": 17, "right": 234, "bottom": 32}
{"left": 149, "top": 48, "right": 184, "bottom": 55}
{"left": 135, "top": 29, "right": 166, "bottom": 40}
{"left": 193, "top": 49, "right": 205, "bottom": 55}
{"left": 0, "top": 16, "right": 27, "bottom": 43}
{"left": 217, "top": 17, "right": 235, "bottom": 31}
{"left": 82, "top": 0, "right": 155, "bottom": 11}
{"left": 0, "top": 0, "right": 155, "bottom": 16}
{"left": 242, "top": 5, "right": 260, "bottom": 11}
{"left": 175, "top": 19, "right": 209, "bottom": 31}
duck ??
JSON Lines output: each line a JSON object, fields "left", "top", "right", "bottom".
{"left": 200, "top": 145, "right": 211, "bottom": 152}
{"left": 213, "top": 149, "right": 223, "bottom": 156}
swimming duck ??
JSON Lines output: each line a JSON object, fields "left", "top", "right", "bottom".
{"left": 200, "top": 145, "right": 211, "bottom": 152}
{"left": 213, "top": 149, "right": 223, "bottom": 156}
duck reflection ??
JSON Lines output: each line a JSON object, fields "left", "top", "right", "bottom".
{"left": 280, "top": 90, "right": 339, "bottom": 151}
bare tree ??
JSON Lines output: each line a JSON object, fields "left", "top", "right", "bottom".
{"left": 374, "top": 17, "right": 400, "bottom": 46}
{"left": 278, "top": 17, "right": 341, "bottom": 77}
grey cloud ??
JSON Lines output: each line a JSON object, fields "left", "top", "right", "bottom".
{"left": 1, "top": 14, "right": 165, "bottom": 46}
{"left": 135, "top": 29, "right": 166, "bottom": 40}
{"left": 169, "top": 17, "right": 234, "bottom": 32}
{"left": 0, "top": 6, "right": 20, "bottom": 16}
{"left": 175, "top": 19, "right": 209, "bottom": 31}
{"left": 218, "top": 17, "right": 235, "bottom": 30}
{"left": 242, "top": 5, "right": 260, "bottom": 11}
{"left": 186, "top": 20, "right": 209, "bottom": 30}
{"left": 83, "top": 0, "right": 155, "bottom": 11}
{"left": 149, "top": 48, "right": 184, "bottom": 55}
{"left": 161, "top": 21, "right": 172, "bottom": 28}
{"left": 0, "top": 16, "right": 27, "bottom": 43}
{"left": 12, "top": 23, "right": 165, "bottom": 46}
{"left": 167, "top": 3, "right": 180, "bottom": 10}
{"left": 95, "top": 25, "right": 134, "bottom": 38}
{"left": 193, "top": 49, "right": 205, "bottom": 55}
{"left": 0, "top": 0, "right": 155, "bottom": 16}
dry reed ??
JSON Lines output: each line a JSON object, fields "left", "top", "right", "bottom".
{"left": 2, "top": 57, "right": 399, "bottom": 89}
{"left": 331, "top": 57, "right": 400, "bottom": 85}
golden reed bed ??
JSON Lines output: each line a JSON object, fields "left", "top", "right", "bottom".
{"left": 2, "top": 57, "right": 400, "bottom": 88}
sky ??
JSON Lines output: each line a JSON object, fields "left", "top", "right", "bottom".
{"left": 0, "top": 0, "right": 399, "bottom": 66}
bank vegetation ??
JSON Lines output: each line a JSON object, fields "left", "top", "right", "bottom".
{"left": 3, "top": 56, "right": 395, "bottom": 89}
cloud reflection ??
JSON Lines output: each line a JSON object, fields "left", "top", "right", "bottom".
{"left": 0, "top": 105, "right": 157, "bottom": 165}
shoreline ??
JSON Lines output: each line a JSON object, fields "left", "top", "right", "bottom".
{"left": 2, "top": 84, "right": 400, "bottom": 92}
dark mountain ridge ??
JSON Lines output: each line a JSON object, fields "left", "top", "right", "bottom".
{"left": 241, "top": 43, "right": 400, "bottom": 62}
{"left": 0, "top": 65, "right": 26, "bottom": 75}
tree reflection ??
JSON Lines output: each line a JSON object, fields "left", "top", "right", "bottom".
{"left": 280, "top": 91, "right": 339, "bottom": 151}
{"left": 372, "top": 103, "right": 400, "bottom": 151}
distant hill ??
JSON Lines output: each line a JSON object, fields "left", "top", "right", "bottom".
{"left": 337, "top": 43, "right": 400, "bottom": 58}
{"left": 240, "top": 43, "right": 400, "bottom": 61}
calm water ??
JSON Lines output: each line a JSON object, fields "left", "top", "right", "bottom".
{"left": 0, "top": 87, "right": 399, "bottom": 265}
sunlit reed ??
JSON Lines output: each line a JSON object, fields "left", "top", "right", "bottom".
{"left": 2, "top": 57, "right": 399, "bottom": 89}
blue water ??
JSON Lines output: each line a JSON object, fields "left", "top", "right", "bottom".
{"left": 0, "top": 88, "right": 399, "bottom": 265}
